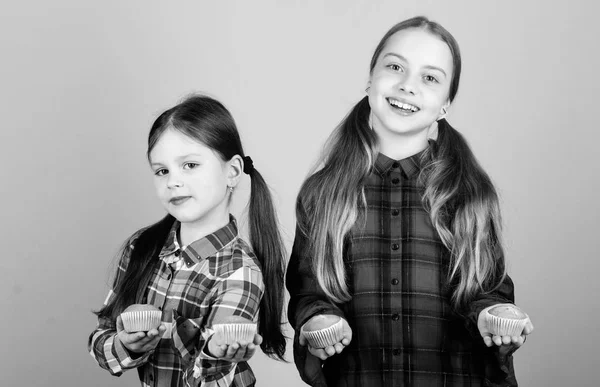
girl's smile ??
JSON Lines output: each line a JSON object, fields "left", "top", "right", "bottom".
{"left": 386, "top": 97, "right": 420, "bottom": 114}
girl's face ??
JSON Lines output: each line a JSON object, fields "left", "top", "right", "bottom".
{"left": 149, "top": 128, "right": 234, "bottom": 228}
{"left": 368, "top": 28, "right": 453, "bottom": 139}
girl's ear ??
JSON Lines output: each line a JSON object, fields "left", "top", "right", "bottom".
{"left": 227, "top": 155, "right": 243, "bottom": 188}
{"left": 437, "top": 100, "right": 451, "bottom": 121}
{"left": 365, "top": 80, "right": 372, "bottom": 93}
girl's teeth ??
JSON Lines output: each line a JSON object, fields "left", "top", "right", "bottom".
{"left": 389, "top": 99, "right": 418, "bottom": 112}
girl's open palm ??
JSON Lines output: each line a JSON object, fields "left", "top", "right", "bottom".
{"left": 477, "top": 303, "right": 534, "bottom": 355}
{"left": 206, "top": 332, "right": 263, "bottom": 362}
{"left": 299, "top": 315, "right": 353, "bottom": 361}
{"left": 116, "top": 315, "right": 166, "bottom": 354}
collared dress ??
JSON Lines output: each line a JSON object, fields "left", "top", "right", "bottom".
{"left": 89, "top": 217, "right": 263, "bottom": 387}
{"left": 287, "top": 150, "right": 518, "bottom": 387}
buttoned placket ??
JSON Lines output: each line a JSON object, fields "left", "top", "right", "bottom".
{"left": 388, "top": 161, "right": 404, "bottom": 374}
{"left": 144, "top": 250, "right": 180, "bottom": 387}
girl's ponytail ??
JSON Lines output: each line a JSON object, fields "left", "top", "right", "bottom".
{"left": 297, "top": 96, "right": 377, "bottom": 304}
{"left": 420, "top": 119, "right": 507, "bottom": 308}
{"left": 245, "top": 162, "right": 287, "bottom": 360}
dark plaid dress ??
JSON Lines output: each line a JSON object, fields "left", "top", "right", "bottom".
{"left": 287, "top": 150, "right": 518, "bottom": 387}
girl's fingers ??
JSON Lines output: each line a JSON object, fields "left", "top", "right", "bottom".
{"left": 116, "top": 316, "right": 125, "bottom": 332}
{"left": 501, "top": 335, "right": 512, "bottom": 345}
{"left": 146, "top": 328, "right": 160, "bottom": 338}
{"left": 324, "top": 345, "right": 336, "bottom": 357}
{"left": 298, "top": 334, "right": 307, "bottom": 346}
{"left": 242, "top": 344, "right": 257, "bottom": 361}
{"left": 218, "top": 345, "right": 228, "bottom": 357}
{"left": 483, "top": 335, "right": 493, "bottom": 347}
{"left": 334, "top": 342, "right": 345, "bottom": 354}
{"left": 307, "top": 346, "right": 328, "bottom": 360}
{"left": 226, "top": 342, "right": 240, "bottom": 358}
{"left": 520, "top": 334, "right": 527, "bottom": 345}
{"left": 492, "top": 335, "right": 503, "bottom": 346}
{"left": 122, "top": 331, "right": 147, "bottom": 344}
{"left": 253, "top": 334, "right": 263, "bottom": 346}
{"left": 232, "top": 342, "right": 250, "bottom": 361}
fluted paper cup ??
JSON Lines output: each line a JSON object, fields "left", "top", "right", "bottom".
{"left": 121, "top": 309, "right": 162, "bottom": 333}
{"left": 485, "top": 306, "right": 529, "bottom": 336}
{"left": 301, "top": 316, "right": 343, "bottom": 348}
{"left": 212, "top": 323, "right": 257, "bottom": 345}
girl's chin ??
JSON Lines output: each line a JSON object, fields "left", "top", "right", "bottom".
{"left": 376, "top": 124, "right": 431, "bottom": 136}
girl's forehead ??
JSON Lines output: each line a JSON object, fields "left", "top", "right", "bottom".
{"left": 150, "top": 129, "right": 211, "bottom": 159}
{"left": 380, "top": 28, "right": 453, "bottom": 71}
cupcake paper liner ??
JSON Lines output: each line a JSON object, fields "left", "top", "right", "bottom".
{"left": 485, "top": 312, "right": 528, "bottom": 336}
{"left": 212, "top": 323, "right": 257, "bottom": 345}
{"left": 301, "top": 318, "right": 343, "bottom": 348}
{"left": 121, "top": 310, "right": 162, "bottom": 333}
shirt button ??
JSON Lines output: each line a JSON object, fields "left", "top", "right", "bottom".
{"left": 391, "top": 209, "right": 399, "bottom": 216}
{"left": 392, "top": 243, "right": 399, "bottom": 250}
{"left": 392, "top": 162, "right": 400, "bottom": 169}
{"left": 392, "top": 177, "right": 400, "bottom": 184}
{"left": 391, "top": 278, "right": 399, "bottom": 285}
{"left": 392, "top": 349, "right": 401, "bottom": 356}
{"left": 392, "top": 313, "right": 400, "bottom": 321}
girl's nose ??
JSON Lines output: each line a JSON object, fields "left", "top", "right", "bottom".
{"left": 167, "top": 174, "right": 183, "bottom": 189}
{"left": 398, "top": 77, "right": 416, "bottom": 95}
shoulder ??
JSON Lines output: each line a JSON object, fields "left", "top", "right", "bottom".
{"left": 116, "top": 227, "right": 147, "bottom": 271}
{"left": 208, "top": 236, "right": 262, "bottom": 280}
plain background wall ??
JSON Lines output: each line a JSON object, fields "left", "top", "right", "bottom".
{"left": 1, "top": 0, "right": 598, "bottom": 385}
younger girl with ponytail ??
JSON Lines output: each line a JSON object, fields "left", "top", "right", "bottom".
{"left": 89, "top": 95, "right": 285, "bottom": 387}
{"left": 287, "top": 16, "right": 534, "bottom": 386}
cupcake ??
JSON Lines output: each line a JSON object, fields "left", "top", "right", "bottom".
{"left": 485, "top": 305, "right": 529, "bottom": 336}
{"left": 212, "top": 316, "right": 257, "bottom": 345}
{"left": 120, "top": 304, "right": 162, "bottom": 333}
{"left": 301, "top": 315, "right": 344, "bottom": 349}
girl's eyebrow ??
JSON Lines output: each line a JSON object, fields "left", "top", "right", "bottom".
{"left": 150, "top": 153, "right": 203, "bottom": 167}
{"left": 383, "top": 52, "right": 447, "bottom": 78}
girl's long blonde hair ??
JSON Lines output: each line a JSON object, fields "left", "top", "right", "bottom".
{"left": 297, "top": 16, "right": 506, "bottom": 309}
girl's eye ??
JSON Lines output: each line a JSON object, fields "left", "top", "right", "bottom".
{"left": 387, "top": 63, "right": 403, "bottom": 72}
{"left": 155, "top": 169, "right": 168, "bottom": 176}
{"left": 424, "top": 75, "right": 438, "bottom": 83}
{"left": 183, "top": 162, "right": 199, "bottom": 170}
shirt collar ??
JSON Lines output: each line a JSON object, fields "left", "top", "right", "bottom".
{"left": 373, "top": 144, "right": 429, "bottom": 178}
{"left": 159, "top": 215, "right": 238, "bottom": 267}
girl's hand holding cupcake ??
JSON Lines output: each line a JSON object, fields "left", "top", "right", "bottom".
{"left": 116, "top": 304, "right": 166, "bottom": 354}
{"left": 477, "top": 303, "right": 534, "bottom": 353}
{"left": 206, "top": 331, "right": 263, "bottom": 362}
{"left": 299, "top": 314, "right": 352, "bottom": 361}
{"left": 206, "top": 316, "right": 263, "bottom": 362}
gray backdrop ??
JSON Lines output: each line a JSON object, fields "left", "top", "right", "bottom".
{"left": 1, "top": 0, "right": 597, "bottom": 386}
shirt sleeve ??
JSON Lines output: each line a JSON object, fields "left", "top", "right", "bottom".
{"left": 87, "top": 242, "right": 152, "bottom": 376}
{"left": 455, "top": 248, "right": 519, "bottom": 386}
{"left": 461, "top": 274, "right": 515, "bottom": 339}
{"left": 286, "top": 223, "right": 345, "bottom": 387}
{"left": 170, "top": 263, "right": 264, "bottom": 386}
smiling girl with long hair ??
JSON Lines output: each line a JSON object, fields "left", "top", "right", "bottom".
{"left": 287, "top": 16, "right": 534, "bottom": 386}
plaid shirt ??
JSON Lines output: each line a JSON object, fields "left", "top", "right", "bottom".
{"left": 287, "top": 149, "right": 518, "bottom": 387}
{"left": 89, "top": 217, "right": 263, "bottom": 387}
